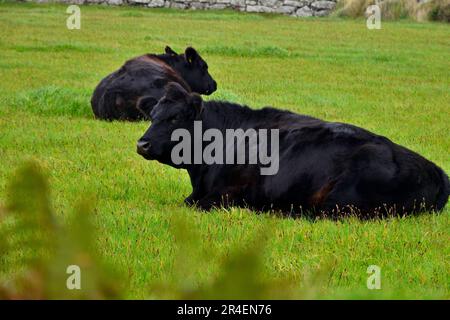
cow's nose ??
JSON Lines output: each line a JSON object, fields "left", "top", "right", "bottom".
{"left": 205, "top": 81, "right": 217, "bottom": 95}
{"left": 137, "top": 140, "right": 151, "bottom": 155}
{"left": 211, "top": 80, "right": 217, "bottom": 93}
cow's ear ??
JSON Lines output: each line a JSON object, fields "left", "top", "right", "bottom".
{"left": 165, "top": 82, "right": 189, "bottom": 101}
{"left": 165, "top": 46, "right": 177, "bottom": 56}
{"left": 185, "top": 47, "right": 199, "bottom": 64}
{"left": 136, "top": 95, "right": 158, "bottom": 119}
{"left": 190, "top": 93, "right": 203, "bottom": 116}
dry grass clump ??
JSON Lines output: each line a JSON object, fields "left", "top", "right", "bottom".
{"left": 334, "top": 0, "right": 450, "bottom": 22}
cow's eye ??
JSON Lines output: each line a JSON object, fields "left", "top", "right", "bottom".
{"left": 170, "top": 115, "right": 181, "bottom": 124}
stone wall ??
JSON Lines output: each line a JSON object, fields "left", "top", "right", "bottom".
{"left": 54, "top": 0, "right": 338, "bottom": 17}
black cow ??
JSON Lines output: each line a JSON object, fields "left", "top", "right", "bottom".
{"left": 136, "top": 82, "right": 449, "bottom": 218}
{"left": 91, "top": 46, "right": 217, "bottom": 121}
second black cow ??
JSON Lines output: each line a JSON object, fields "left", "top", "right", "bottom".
{"left": 91, "top": 46, "right": 217, "bottom": 121}
{"left": 136, "top": 82, "right": 449, "bottom": 218}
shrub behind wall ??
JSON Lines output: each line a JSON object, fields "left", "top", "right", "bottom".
{"left": 334, "top": 0, "right": 450, "bottom": 22}
{"left": 426, "top": 0, "right": 450, "bottom": 22}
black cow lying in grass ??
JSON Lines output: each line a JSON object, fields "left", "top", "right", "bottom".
{"left": 91, "top": 46, "right": 217, "bottom": 121}
{"left": 136, "top": 82, "right": 449, "bottom": 218}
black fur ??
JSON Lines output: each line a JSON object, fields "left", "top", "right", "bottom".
{"left": 91, "top": 46, "right": 217, "bottom": 121}
{"left": 137, "top": 83, "right": 449, "bottom": 218}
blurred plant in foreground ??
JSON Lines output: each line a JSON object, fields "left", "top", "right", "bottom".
{"left": 0, "top": 162, "right": 121, "bottom": 299}
{"left": 0, "top": 162, "right": 329, "bottom": 300}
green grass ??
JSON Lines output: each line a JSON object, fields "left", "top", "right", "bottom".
{"left": 0, "top": 2, "right": 449, "bottom": 299}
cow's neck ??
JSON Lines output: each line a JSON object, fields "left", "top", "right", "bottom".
{"left": 184, "top": 101, "right": 252, "bottom": 188}
{"left": 182, "top": 102, "right": 252, "bottom": 201}
{"left": 153, "top": 54, "right": 177, "bottom": 70}
{"left": 153, "top": 54, "right": 191, "bottom": 91}
{"left": 151, "top": 54, "right": 191, "bottom": 91}
{"left": 200, "top": 101, "right": 251, "bottom": 132}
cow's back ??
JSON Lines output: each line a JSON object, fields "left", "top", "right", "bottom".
{"left": 91, "top": 70, "right": 120, "bottom": 119}
{"left": 91, "top": 55, "right": 189, "bottom": 121}
{"left": 261, "top": 118, "right": 447, "bottom": 215}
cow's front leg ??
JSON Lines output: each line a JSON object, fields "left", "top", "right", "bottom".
{"left": 196, "top": 194, "right": 222, "bottom": 211}
{"left": 195, "top": 188, "right": 241, "bottom": 211}
{"left": 184, "top": 186, "right": 206, "bottom": 207}
{"left": 184, "top": 194, "right": 195, "bottom": 206}
{"left": 182, "top": 194, "right": 214, "bottom": 210}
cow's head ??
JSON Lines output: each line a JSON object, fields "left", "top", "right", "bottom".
{"left": 167, "top": 46, "right": 217, "bottom": 96}
{"left": 137, "top": 82, "right": 203, "bottom": 167}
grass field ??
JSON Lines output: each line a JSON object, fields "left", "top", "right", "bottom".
{"left": 0, "top": 2, "right": 449, "bottom": 299}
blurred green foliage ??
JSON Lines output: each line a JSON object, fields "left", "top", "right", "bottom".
{"left": 1, "top": 162, "right": 318, "bottom": 299}
{"left": 0, "top": 162, "right": 121, "bottom": 299}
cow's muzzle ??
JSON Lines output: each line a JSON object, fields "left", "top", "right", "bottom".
{"left": 137, "top": 140, "right": 153, "bottom": 159}
{"left": 205, "top": 80, "right": 217, "bottom": 95}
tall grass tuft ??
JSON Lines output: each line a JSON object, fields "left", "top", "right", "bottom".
{"left": 11, "top": 86, "right": 92, "bottom": 119}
